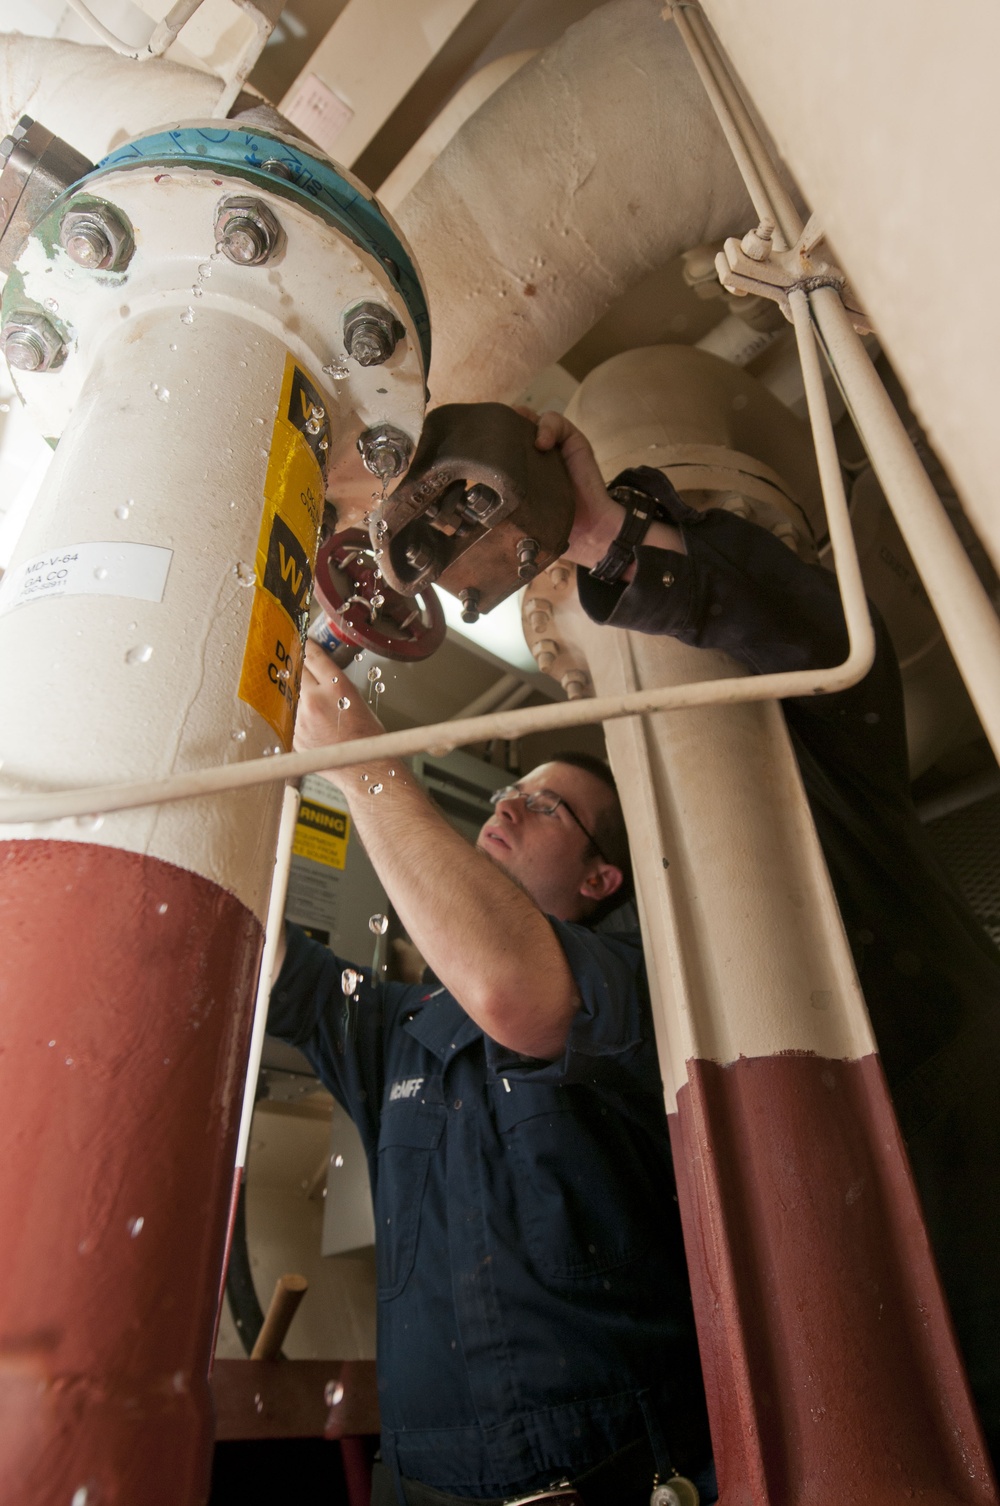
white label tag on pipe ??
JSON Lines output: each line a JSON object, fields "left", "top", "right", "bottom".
{"left": 0, "top": 541, "right": 173, "bottom": 617}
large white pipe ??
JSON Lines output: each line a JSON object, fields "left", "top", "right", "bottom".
{"left": 697, "top": 0, "right": 1000, "bottom": 576}
{"left": 0, "top": 36, "right": 225, "bottom": 159}
{"left": 393, "top": 0, "right": 755, "bottom": 405}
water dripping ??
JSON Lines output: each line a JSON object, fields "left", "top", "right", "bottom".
{"left": 369, "top": 913, "right": 388, "bottom": 936}
{"left": 180, "top": 307, "right": 195, "bottom": 325}
{"left": 369, "top": 782, "right": 383, "bottom": 796}
{"left": 337, "top": 696, "right": 350, "bottom": 710}
{"left": 197, "top": 262, "right": 213, "bottom": 279}
{"left": 234, "top": 562, "right": 255, "bottom": 587}
{"left": 125, "top": 644, "right": 153, "bottom": 665}
{"left": 341, "top": 967, "right": 360, "bottom": 996}
{"left": 191, "top": 286, "right": 203, "bottom": 298}
{"left": 157, "top": 902, "right": 169, "bottom": 915}
{"left": 127, "top": 1215, "right": 144, "bottom": 1238}
{"left": 325, "top": 1380, "right": 345, "bottom": 1407}
{"left": 169, "top": 342, "right": 177, "bottom": 352}
{"left": 43, "top": 296, "right": 59, "bottom": 314}
{"left": 150, "top": 383, "right": 170, "bottom": 403}
{"left": 254, "top": 1393, "right": 264, "bottom": 1414}
{"left": 374, "top": 682, "right": 385, "bottom": 696}
{"left": 367, "top": 666, "right": 382, "bottom": 684}
{"left": 354, "top": 652, "right": 364, "bottom": 663}
{"left": 371, "top": 592, "right": 384, "bottom": 609}
{"left": 231, "top": 728, "right": 247, "bottom": 742}
{"left": 114, "top": 504, "right": 130, "bottom": 521}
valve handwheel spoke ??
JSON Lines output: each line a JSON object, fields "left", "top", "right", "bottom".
{"left": 314, "top": 528, "right": 446, "bottom": 661}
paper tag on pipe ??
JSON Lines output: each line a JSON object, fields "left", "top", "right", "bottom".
{"left": 0, "top": 541, "right": 173, "bottom": 617}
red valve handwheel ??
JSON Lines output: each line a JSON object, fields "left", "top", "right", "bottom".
{"left": 314, "top": 528, "right": 447, "bottom": 661}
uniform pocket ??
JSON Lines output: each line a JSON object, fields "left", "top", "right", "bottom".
{"left": 375, "top": 1102, "right": 446, "bottom": 1299}
{"left": 495, "top": 1081, "right": 662, "bottom": 1283}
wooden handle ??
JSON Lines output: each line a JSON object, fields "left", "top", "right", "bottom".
{"left": 250, "top": 1273, "right": 308, "bottom": 1360}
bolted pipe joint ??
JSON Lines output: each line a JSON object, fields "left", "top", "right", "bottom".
{"left": 357, "top": 423, "right": 413, "bottom": 482}
{"left": 58, "top": 202, "right": 134, "bottom": 272}
{"left": 214, "top": 196, "right": 283, "bottom": 267}
{"left": 343, "top": 301, "right": 402, "bottom": 366}
{"left": 1, "top": 310, "right": 66, "bottom": 372}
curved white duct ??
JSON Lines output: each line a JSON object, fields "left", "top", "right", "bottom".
{"left": 378, "top": 49, "right": 535, "bottom": 213}
{"left": 698, "top": 0, "right": 1000, "bottom": 576}
{"left": 394, "top": 0, "right": 755, "bottom": 405}
{"left": 0, "top": 36, "right": 225, "bottom": 158}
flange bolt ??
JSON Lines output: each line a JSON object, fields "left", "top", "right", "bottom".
{"left": 459, "top": 588, "right": 481, "bottom": 624}
{"left": 404, "top": 536, "right": 436, "bottom": 572}
{"left": 215, "top": 196, "right": 282, "bottom": 266}
{"left": 516, "top": 536, "right": 540, "bottom": 581}
{"left": 344, "top": 302, "right": 401, "bottom": 367}
{"left": 357, "top": 423, "right": 413, "bottom": 482}
{"left": 58, "top": 205, "right": 134, "bottom": 272}
{"left": 1, "top": 312, "right": 65, "bottom": 372}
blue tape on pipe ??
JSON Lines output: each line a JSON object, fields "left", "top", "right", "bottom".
{"left": 86, "top": 125, "right": 431, "bottom": 375}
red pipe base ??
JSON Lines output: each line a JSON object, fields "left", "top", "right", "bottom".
{"left": 671, "top": 1052, "right": 997, "bottom": 1505}
{"left": 0, "top": 840, "right": 263, "bottom": 1506}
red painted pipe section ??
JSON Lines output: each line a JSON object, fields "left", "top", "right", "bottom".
{"left": 0, "top": 840, "right": 262, "bottom": 1506}
{"left": 670, "top": 1053, "right": 997, "bottom": 1505}
{"left": 340, "top": 1436, "right": 375, "bottom": 1506}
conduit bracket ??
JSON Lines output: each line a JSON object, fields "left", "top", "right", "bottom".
{"left": 716, "top": 221, "right": 872, "bottom": 334}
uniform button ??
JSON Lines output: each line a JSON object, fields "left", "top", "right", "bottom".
{"left": 453, "top": 1098, "right": 462, "bottom": 1110}
{"left": 662, "top": 571, "right": 675, "bottom": 587}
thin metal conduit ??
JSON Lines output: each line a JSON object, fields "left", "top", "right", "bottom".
{"left": 671, "top": 0, "right": 1000, "bottom": 765}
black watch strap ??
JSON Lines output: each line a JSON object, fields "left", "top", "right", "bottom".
{"left": 589, "top": 485, "right": 658, "bottom": 585}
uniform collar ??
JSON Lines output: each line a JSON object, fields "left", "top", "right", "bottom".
{"left": 402, "top": 987, "right": 482, "bottom": 1062}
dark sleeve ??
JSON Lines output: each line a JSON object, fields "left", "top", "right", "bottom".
{"left": 268, "top": 922, "right": 398, "bottom": 1149}
{"left": 576, "top": 465, "right": 911, "bottom": 808}
{"left": 482, "top": 920, "right": 661, "bottom": 1094}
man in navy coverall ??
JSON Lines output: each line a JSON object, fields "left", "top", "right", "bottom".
{"left": 269, "top": 410, "right": 1000, "bottom": 1503}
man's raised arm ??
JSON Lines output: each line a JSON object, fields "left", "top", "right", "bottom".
{"left": 291, "top": 641, "right": 579, "bottom": 1060}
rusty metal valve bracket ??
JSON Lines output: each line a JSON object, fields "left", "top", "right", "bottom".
{"left": 373, "top": 402, "right": 575, "bottom": 617}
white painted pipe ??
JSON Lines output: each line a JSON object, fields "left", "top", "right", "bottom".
{"left": 235, "top": 782, "right": 301, "bottom": 1172}
{"left": 393, "top": 0, "right": 755, "bottom": 404}
{"left": 0, "top": 36, "right": 225, "bottom": 161}
{"left": 697, "top": 0, "right": 1000, "bottom": 576}
{"left": 809, "top": 285, "right": 1000, "bottom": 762}
{"left": 666, "top": 7, "right": 1000, "bottom": 767}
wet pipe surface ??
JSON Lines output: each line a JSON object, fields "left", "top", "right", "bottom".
{"left": 0, "top": 839, "right": 263, "bottom": 1506}
{"left": 670, "top": 1052, "right": 998, "bottom": 1506}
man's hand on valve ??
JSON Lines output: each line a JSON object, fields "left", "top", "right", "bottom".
{"left": 515, "top": 406, "right": 686, "bottom": 578}
{"left": 295, "top": 638, "right": 385, "bottom": 770}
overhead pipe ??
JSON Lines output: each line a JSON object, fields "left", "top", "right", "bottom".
{"left": 392, "top": 0, "right": 757, "bottom": 406}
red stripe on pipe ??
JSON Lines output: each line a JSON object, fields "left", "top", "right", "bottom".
{"left": 0, "top": 840, "right": 263, "bottom": 1506}
{"left": 670, "top": 1053, "right": 997, "bottom": 1505}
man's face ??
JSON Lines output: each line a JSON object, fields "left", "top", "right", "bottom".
{"left": 476, "top": 761, "right": 621, "bottom": 922}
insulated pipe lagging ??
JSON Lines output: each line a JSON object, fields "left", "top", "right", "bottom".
{"left": 394, "top": 0, "right": 756, "bottom": 405}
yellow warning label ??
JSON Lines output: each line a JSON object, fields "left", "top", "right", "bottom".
{"left": 238, "top": 356, "right": 330, "bottom": 745}
{"left": 293, "top": 798, "right": 350, "bottom": 870}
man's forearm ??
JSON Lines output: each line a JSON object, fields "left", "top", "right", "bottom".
{"left": 320, "top": 755, "right": 578, "bottom": 1059}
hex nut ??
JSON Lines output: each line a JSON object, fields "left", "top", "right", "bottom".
{"left": 1, "top": 311, "right": 65, "bottom": 372}
{"left": 357, "top": 423, "right": 413, "bottom": 481}
{"left": 215, "top": 196, "right": 282, "bottom": 267}
{"left": 459, "top": 588, "right": 481, "bottom": 624}
{"left": 344, "top": 302, "right": 400, "bottom": 367}
{"left": 59, "top": 203, "right": 135, "bottom": 272}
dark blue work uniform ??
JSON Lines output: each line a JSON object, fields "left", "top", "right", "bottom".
{"left": 268, "top": 917, "right": 711, "bottom": 1498}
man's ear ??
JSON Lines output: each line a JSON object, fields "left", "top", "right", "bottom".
{"left": 579, "top": 861, "right": 624, "bottom": 905}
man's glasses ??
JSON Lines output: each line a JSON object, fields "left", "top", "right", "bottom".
{"left": 488, "top": 785, "right": 610, "bottom": 865}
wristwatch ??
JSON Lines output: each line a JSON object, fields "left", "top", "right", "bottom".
{"left": 588, "top": 484, "right": 658, "bottom": 585}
